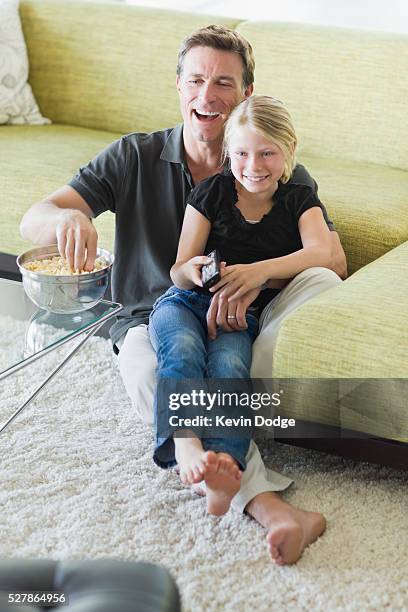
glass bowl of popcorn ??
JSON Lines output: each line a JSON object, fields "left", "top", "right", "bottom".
{"left": 16, "top": 245, "right": 114, "bottom": 313}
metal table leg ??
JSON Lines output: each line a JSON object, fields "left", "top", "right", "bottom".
{"left": 0, "top": 321, "right": 105, "bottom": 434}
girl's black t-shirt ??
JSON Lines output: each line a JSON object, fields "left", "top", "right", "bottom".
{"left": 186, "top": 166, "right": 331, "bottom": 313}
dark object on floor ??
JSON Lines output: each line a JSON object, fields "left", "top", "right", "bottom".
{"left": 0, "top": 558, "right": 181, "bottom": 611}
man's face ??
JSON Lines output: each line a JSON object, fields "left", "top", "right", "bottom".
{"left": 176, "top": 46, "right": 253, "bottom": 145}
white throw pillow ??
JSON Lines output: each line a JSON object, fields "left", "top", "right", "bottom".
{"left": 0, "top": 0, "right": 50, "bottom": 124}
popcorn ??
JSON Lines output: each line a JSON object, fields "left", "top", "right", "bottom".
{"left": 23, "top": 255, "right": 108, "bottom": 275}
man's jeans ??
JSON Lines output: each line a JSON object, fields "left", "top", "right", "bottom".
{"left": 148, "top": 286, "right": 258, "bottom": 471}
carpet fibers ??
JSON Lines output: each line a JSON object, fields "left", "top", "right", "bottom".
{"left": 1, "top": 335, "right": 407, "bottom": 611}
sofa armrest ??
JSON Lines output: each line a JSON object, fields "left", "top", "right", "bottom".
{"left": 273, "top": 240, "right": 408, "bottom": 378}
{"left": 270, "top": 242, "right": 408, "bottom": 441}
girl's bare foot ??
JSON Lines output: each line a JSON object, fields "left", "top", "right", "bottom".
{"left": 174, "top": 436, "right": 209, "bottom": 485}
{"left": 204, "top": 452, "right": 242, "bottom": 516}
{"left": 191, "top": 482, "right": 206, "bottom": 497}
{"left": 174, "top": 437, "right": 242, "bottom": 515}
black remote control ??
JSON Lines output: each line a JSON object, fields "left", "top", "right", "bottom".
{"left": 201, "top": 249, "right": 221, "bottom": 289}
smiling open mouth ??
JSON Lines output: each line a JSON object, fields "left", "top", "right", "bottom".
{"left": 243, "top": 175, "right": 270, "bottom": 182}
{"left": 193, "top": 110, "right": 220, "bottom": 122}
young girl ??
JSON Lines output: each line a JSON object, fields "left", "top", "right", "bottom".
{"left": 149, "top": 95, "right": 332, "bottom": 517}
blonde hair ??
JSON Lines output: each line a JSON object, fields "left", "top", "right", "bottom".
{"left": 223, "top": 95, "right": 297, "bottom": 183}
{"left": 176, "top": 25, "right": 255, "bottom": 91}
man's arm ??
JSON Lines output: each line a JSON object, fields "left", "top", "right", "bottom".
{"left": 330, "top": 231, "right": 348, "bottom": 279}
{"left": 265, "top": 231, "right": 348, "bottom": 286}
{"left": 292, "top": 166, "right": 347, "bottom": 279}
{"left": 20, "top": 185, "right": 98, "bottom": 271}
{"left": 207, "top": 225, "right": 347, "bottom": 337}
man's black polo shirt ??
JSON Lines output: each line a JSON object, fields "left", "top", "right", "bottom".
{"left": 69, "top": 124, "right": 334, "bottom": 350}
{"left": 69, "top": 124, "right": 194, "bottom": 349}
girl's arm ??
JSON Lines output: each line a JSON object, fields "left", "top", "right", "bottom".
{"left": 263, "top": 206, "right": 334, "bottom": 278}
{"left": 170, "top": 204, "right": 212, "bottom": 289}
{"left": 210, "top": 207, "right": 334, "bottom": 300}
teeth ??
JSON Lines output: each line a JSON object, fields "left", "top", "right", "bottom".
{"left": 244, "top": 175, "right": 268, "bottom": 181}
{"left": 195, "top": 110, "right": 220, "bottom": 116}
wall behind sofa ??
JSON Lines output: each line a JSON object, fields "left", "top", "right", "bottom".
{"left": 125, "top": 0, "right": 408, "bottom": 34}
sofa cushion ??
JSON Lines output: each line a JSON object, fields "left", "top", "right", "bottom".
{"left": 19, "top": 0, "right": 239, "bottom": 135}
{"left": 0, "top": 125, "right": 119, "bottom": 255}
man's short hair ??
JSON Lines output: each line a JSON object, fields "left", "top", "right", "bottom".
{"left": 176, "top": 24, "right": 255, "bottom": 90}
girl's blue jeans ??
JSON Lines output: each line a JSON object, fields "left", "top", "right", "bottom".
{"left": 149, "top": 286, "right": 258, "bottom": 471}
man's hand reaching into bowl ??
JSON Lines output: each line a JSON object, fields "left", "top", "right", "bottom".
{"left": 56, "top": 210, "right": 98, "bottom": 272}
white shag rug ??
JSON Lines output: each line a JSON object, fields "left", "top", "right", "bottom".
{"left": 1, "top": 333, "right": 407, "bottom": 612}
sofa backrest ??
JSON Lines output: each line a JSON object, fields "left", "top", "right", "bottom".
{"left": 20, "top": 0, "right": 407, "bottom": 171}
{"left": 20, "top": 0, "right": 238, "bottom": 134}
{"left": 237, "top": 21, "right": 408, "bottom": 171}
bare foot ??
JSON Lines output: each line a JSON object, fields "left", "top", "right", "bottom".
{"left": 174, "top": 437, "right": 242, "bottom": 515}
{"left": 266, "top": 509, "right": 326, "bottom": 565}
{"left": 204, "top": 452, "right": 242, "bottom": 516}
{"left": 245, "top": 492, "right": 326, "bottom": 565}
{"left": 174, "top": 436, "right": 209, "bottom": 485}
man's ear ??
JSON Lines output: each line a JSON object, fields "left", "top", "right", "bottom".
{"left": 244, "top": 83, "right": 254, "bottom": 99}
{"left": 176, "top": 75, "right": 181, "bottom": 93}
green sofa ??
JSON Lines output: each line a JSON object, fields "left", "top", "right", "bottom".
{"left": 1, "top": 0, "right": 407, "bottom": 452}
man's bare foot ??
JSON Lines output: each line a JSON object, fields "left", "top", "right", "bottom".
{"left": 204, "top": 452, "right": 242, "bottom": 516}
{"left": 245, "top": 492, "right": 326, "bottom": 565}
{"left": 266, "top": 509, "right": 326, "bottom": 565}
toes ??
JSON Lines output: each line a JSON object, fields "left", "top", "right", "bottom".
{"left": 214, "top": 454, "right": 240, "bottom": 476}
{"left": 217, "top": 457, "right": 225, "bottom": 472}
{"left": 205, "top": 451, "right": 218, "bottom": 467}
{"left": 192, "top": 483, "right": 206, "bottom": 497}
{"left": 231, "top": 464, "right": 241, "bottom": 479}
{"left": 268, "top": 541, "right": 279, "bottom": 558}
{"left": 179, "top": 471, "right": 188, "bottom": 485}
{"left": 267, "top": 523, "right": 304, "bottom": 566}
{"left": 178, "top": 462, "right": 206, "bottom": 484}
{"left": 192, "top": 465, "right": 202, "bottom": 481}
{"left": 186, "top": 469, "right": 195, "bottom": 484}
{"left": 268, "top": 542, "right": 284, "bottom": 565}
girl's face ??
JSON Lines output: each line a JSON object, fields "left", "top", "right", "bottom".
{"left": 228, "top": 125, "right": 286, "bottom": 196}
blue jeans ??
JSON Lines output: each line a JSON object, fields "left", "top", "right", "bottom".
{"left": 149, "top": 286, "right": 258, "bottom": 471}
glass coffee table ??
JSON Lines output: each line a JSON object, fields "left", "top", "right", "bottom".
{"left": 0, "top": 277, "right": 122, "bottom": 433}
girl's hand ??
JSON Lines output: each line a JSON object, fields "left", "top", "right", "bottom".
{"left": 209, "top": 262, "right": 269, "bottom": 301}
{"left": 180, "top": 255, "right": 211, "bottom": 286}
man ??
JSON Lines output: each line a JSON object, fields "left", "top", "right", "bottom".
{"left": 20, "top": 25, "right": 346, "bottom": 565}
